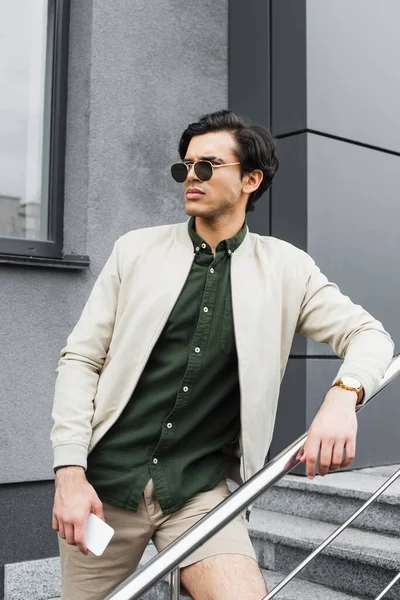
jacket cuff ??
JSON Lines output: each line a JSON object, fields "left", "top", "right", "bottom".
{"left": 53, "top": 443, "right": 88, "bottom": 471}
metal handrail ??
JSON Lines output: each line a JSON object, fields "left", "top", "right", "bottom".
{"left": 104, "top": 354, "right": 400, "bottom": 600}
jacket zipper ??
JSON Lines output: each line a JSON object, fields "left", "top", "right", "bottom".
{"left": 232, "top": 255, "right": 251, "bottom": 523}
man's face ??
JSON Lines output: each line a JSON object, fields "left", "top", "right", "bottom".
{"left": 182, "top": 131, "right": 245, "bottom": 219}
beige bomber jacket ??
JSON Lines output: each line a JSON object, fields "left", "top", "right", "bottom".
{"left": 51, "top": 221, "right": 394, "bottom": 483}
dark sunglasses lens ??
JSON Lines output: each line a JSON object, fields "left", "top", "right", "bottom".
{"left": 171, "top": 163, "right": 188, "bottom": 183}
{"left": 194, "top": 161, "right": 213, "bottom": 181}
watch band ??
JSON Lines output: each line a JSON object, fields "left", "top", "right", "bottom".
{"left": 333, "top": 378, "right": 364, "bottom": 406}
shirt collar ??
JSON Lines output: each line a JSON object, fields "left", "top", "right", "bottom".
{"left": 188, "top": 216, "right": 248, "bottom": 256}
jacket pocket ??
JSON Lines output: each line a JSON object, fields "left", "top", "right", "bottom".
{"left": 220, "top": 294, "right": 235, "bottom": 355}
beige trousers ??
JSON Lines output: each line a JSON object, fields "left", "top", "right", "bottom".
{"left": 58, "top": 478, "right": 255, "bottom": 600}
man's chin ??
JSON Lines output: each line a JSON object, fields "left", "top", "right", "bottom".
{"left": 184, "top": 199, "right": 213, "bottom": 218}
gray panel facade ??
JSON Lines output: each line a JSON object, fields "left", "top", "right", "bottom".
{"left": 271, "top": 0, "right": 307, "bottom": 136}
{"left": 307, "top": 134, "right": 400, "bottom": 354}
{"left": 269, "top": 2, "right": 399, "bottom": 464}
{"left": 306, "top": 0, "right": 400, "bottom": 152}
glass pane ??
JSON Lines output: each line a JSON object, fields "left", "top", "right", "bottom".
{"left": 0, "top": 0, "right": 52, "bottom": 240}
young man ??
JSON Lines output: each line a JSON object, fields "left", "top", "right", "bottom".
{"left": 51, "top": 110, "right": 394, "bottom": 600}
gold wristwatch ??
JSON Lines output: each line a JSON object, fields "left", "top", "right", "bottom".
{"left": 333, "top": 376, "right": 364, "bottom": 406}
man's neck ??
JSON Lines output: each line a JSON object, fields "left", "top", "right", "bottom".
{"left": 194, "top": 213, "right": 245, "bottom": 254}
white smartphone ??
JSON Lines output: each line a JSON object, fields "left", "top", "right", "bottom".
{"left": 85, "top": 512, "right": 115, "bottom": 556}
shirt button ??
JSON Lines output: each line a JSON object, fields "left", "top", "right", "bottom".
{"left": 201, "top": 243, "right": 206, "bottom": 249}
{"left": 228, "top": 249, "right": 232, "bottom": 255}
{"left": 166, "top": 423, "right": 173, "bottom": 429}
{"left": 183, "top": 386, "right": 189, "bottom": 392}
{"left": 210, "top": 268, "right": 214, "bottom": 274}
{"left": 194, "top": 347, "right": 201, "bottom": 353}
{"left": 153, "top": 458, "right": 158, "bottom": 464}
{"left": 203, "top": 307, "right": 209, "bottom": 313}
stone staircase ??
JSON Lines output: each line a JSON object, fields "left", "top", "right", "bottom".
{"left": 5, "top": 466, "right": 400, "bottom": 599}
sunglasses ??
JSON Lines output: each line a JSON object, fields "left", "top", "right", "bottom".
{"left": 170, "top": 160, "right": 240, "bottom": 183}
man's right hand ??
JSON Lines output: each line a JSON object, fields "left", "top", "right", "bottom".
{"left": 52, "top": 466, "right": 104, "bottom": 555}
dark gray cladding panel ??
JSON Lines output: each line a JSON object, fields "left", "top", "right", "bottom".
{"left": 246, "top": 190, "right": 270, "bottom": 237}
{"left": 228, "top": 0, "right": 270, "bottom": 129}
{"left": 271, "top": 0, "right": 307, "bottom": 136}
{"left": 229, "top": 0, "right": 271, "bottom": 236}
{"left": 269, "top": 357, "right": 307, "bottom": 464}
{"left": 0, "top": 480, "right": 58, "bottom": 598}
{"left": 270, "top": 133, "right": 307, "bottom": 251}
{"left": 306, "top": 133, "right": 400, "bottom": 356}
{"left": 270, "top": 133, "right": 308, "bottom": 356}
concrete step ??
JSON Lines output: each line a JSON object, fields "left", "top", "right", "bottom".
{"left": 249, "top": 507, "right": 400, "bottom": 599}
{"left": 261, "top": 569, "right": 368, "bottom": 600}
{"left": 253, "top": 466, "right": 400, "bottom": 536}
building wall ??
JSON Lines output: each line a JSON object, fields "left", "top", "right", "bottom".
{"left": 269, "top": 0, "right": 400, "bottom": 464}
{"left": 0, "top": 0, "right": 228, "bottom": 594}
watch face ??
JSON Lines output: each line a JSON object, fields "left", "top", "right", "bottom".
{"left": 341, "top": 376, "right": 361, "bottom": 389}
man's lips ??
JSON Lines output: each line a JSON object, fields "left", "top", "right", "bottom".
{"left": 186, "top": 188, "right": 205, "bottom": 199}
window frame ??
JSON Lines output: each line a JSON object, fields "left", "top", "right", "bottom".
{"left": 0, "top": 0, "right": 71, "bottom": 261}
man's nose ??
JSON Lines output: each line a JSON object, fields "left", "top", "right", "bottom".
{"left": 187, "top": 164, "right": 200, "bottom": 181}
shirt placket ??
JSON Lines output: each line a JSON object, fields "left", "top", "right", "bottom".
{"left": 149, "top": 246, "right": 222, "bottom": 498}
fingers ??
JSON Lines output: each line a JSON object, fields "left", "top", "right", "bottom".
{"left": 92, "top": 498, "right": 105, "bottom": 522}
{"left": 304, "top": 437, "right": 321, "bottom": 479}
{"left": 64, "top": 523, "right": 75, "bottom": 545}
{"left": 301, "top": 438, "right": 355, "bottom": 478}
{"left": 58, "top": 520, "right": 66, "bottom": 540}
{"left": 340, "top": 438, "right": 356, "bottom": 468}
{"left": 57, "top": 517, "right": 89, "bottom": 554}
{"left": 52, "top": 512, "right": 59, "bottom": 532}
{"left": 318, "top": 440, "right": 336, "bottom": 477}
{"left": 330, "top": 442, "right": 345, "bottom": 471}
{"left": 74, "top": 521, "right": 89, "bottom": 555}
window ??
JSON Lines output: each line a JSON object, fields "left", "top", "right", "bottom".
{"left": 0, "top": 0, "right": 76, "bottom": 263}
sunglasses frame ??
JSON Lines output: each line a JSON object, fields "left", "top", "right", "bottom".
{"left": 171, "top": 160, "right": 241, "bottom": 182}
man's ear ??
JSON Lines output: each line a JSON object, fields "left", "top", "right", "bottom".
{"left": 242, "top": 170, "right": 263, "bottom": 195}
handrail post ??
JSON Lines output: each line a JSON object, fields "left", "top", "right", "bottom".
{"left": 170, "top": 567, "right": 180, "bottom": 599}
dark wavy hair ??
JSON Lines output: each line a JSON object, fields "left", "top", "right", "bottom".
{"left": 178, "top": 109, "right": 279, "bottom": 212}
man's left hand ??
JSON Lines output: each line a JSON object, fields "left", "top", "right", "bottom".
{"left": 296, "top": 386, "right": 359, "bottom": 478}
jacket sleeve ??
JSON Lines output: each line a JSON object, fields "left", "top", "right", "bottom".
{"left": 50, "top": 239, "right": 122, "bottom": 470}
{"left": 295, "top": 255, "right": 395, "bottom": 404}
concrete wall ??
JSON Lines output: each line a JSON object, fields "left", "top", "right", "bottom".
{"left": 0, "top": 0, "right": 228, "bottom": 593}
{"left": 0, "top": 0, "right": 228, "bottom": 485}
{"left": 269, "top": 0, "right": 400, "bottom": 465}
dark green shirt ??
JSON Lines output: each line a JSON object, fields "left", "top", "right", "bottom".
{"left": 86, "top": 217, "right": 247, "bottom": 514}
